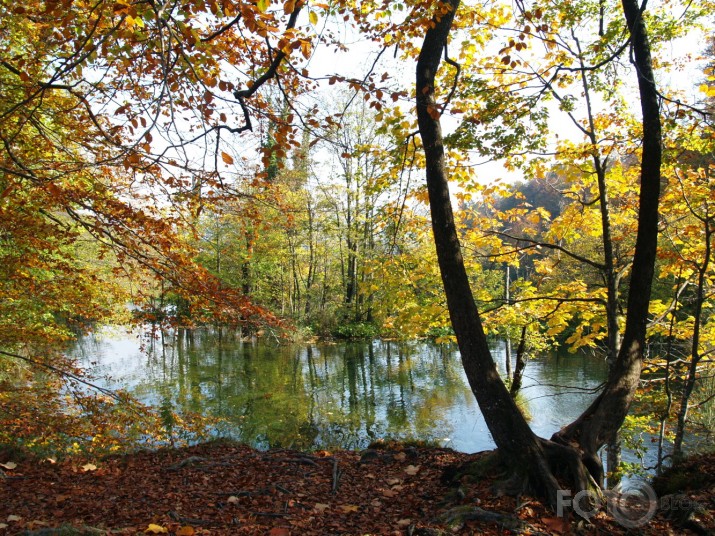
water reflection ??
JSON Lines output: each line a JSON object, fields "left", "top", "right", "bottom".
{"left": 71, "top": 327, "right": 608, "bottom": 453}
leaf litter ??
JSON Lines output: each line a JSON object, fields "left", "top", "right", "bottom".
{"left": 0, "top": 441, "right": 712, "bottom": 535}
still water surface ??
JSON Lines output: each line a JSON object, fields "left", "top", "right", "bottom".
{"left": 72, "top": 327, "right": 609, "bottom": 454}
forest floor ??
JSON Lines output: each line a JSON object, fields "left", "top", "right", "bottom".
{"left": 0, "top": 440, "right": 713, "bottom": 535}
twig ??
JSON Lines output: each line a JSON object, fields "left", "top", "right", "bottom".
{"left": 331, "top": 458, "right": 341, "bottom": 493}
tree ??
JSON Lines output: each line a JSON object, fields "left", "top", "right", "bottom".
{"left": 415, "top": 0, "right": 662, "bottom": 504}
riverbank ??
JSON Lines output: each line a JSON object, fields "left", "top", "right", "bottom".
{"left": 1, "top": 441, "right": 712, "bottom": 535}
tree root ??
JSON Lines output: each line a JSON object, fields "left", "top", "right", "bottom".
{"left": 434, "top": 505, "right": 527, "bottom": 532}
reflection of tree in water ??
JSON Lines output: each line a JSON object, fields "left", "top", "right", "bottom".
{"left": 110, "top": 329, "right": 473, "bottom": 450}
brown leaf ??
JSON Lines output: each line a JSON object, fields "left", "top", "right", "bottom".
{"left": 540, "top": 516, "right": 569, "bottom": 534}
{"left": 221, "top": 152, "right": 234, "bottom": 165}
{"left": 176, "top": 527, "right": 195, "bottom": 536}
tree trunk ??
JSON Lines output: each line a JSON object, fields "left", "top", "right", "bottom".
{"left": 416, "top": 0, "right": 592, "bottom": 506}
{"left": 510, "top": 327, "right": 528, "bottom": 397}
{"left": 504, "top": 265, "right": 512, "bottom": 381}
{"left": 673, "top": 219, "right": 712, "bottom": 458}
{"left": 552, "top": 0, "right": 662, "bottom": 484}
{"left": 415, "top": 0, "right": 662, "bottom": 506}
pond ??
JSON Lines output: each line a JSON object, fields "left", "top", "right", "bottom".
{"left": 71, "top": 326, "right": 611, "bottom": 455}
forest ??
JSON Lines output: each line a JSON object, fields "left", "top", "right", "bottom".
{"left": 1, "top": 0, "right": 714, "bottom": 531}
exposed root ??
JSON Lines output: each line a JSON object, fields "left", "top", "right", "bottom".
{"left": 434, "top": 504, "right": 527, "bottom": 532}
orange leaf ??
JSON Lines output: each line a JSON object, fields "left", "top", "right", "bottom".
{"left": 221, "top": 152, "right": 234, "bottom": 165}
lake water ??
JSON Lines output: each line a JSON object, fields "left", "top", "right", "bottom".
{"left": 71, "top": 326, "right": 612, "bottom": 455}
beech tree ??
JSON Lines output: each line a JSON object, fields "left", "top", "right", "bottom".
{"left": 416, "top": 0, "right": 662, "bottom": 503}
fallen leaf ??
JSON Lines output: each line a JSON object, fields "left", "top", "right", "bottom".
{"left": 7, "top": 515, "right": 21, "bottom": 522}
{"left": 397, "top": 518, "right": 412, "bottom": 527}
{"left": 404, "top": 465, "right": 420, "bottom": 476}
{"left": 371, "top": 500, "right": 382, "bottom": 507}
{"left": 0, "top": 524, "right": 7, "bottom": 529}
{"left": 394, "top": 452, "right": 407, "bottom": 462}
{"left": 386, "top": 478, "right": 401, "bottom": 485}
{"left": 339, "top": 504, "right": 359, "bottom": 513}
{"left": 145, "top": 524, "right": 168, "bottom": 534}
{"left": 176, "top": 527, "right": 195, "bottom": 536}
{"left": 381, "top": 489, "right": 397, "bottom": 498}
{"left": 314, "top": 503, "right": 330, "bottom": 513}
{"left": 227, "top": 495, "right": 239, "bottom": 504}
{"left": 391, "top": 485, "right": 404, "bottom": 492}
{"left": 364, "top": 473, "right": 376, "bottom": 479}
{"left": 0, "top": 462, "right": 17, "bottom": 470}
{"left": 82, "top": 463, "right": 97, "bottom": 472}
{"left": 45, "top": 457, "right": 57, "bottom": 464}
{"left": 540, "top": 516, "right": 569, "bottom": 534}
{"left": 268, "top": 528, "right": 290, "bottom": 536}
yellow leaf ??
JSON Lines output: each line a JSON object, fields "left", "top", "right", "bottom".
{"left": 82, "top": 463, "right": 97, "bottom": 472}
{"left": 309, "top": 10, "right": 318, "bottom": 25}
{"left": 146, "top": 524, "right": 168, "bottom": 534}
{"left": 404, "top": 464, "right": 420, "bottom": 476}
{"left": 257, "top": 0, "right": 270, "bottom": 12}
{"left": 314, "top": 503, "right": 330, "bottom": 512}
{"left": 221, "top": 152, "right": 234, "bottom": 165}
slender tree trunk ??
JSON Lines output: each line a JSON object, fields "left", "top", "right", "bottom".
{"left": 510, "top": 326, "right": 528, "bottom": 397}
{"left": 673, "top": 219, "right": 712, "bottom": 457}
{"left": 504, "top": 265, "right": 512, "bottom": 381}
{"left": 553, "top": 0, "right": 663, "bottom": 484}
{"left": 416, "top": 0, "right": 592, "bottom": 506}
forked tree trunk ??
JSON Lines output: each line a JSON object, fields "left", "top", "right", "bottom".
{"left": 415, "top": 0, "right": 661, "bottom": 504}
